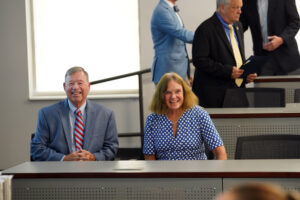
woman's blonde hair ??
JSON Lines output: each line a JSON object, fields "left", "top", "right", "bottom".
{"left": 150, "top": 72, "right": 198, "bottom": 114}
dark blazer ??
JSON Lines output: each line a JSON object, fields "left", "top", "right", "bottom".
{"left": 192, "top": 13, "right": 245, "bottom": 108}
{"left": 31, "top": 99, "right": 119, "bottom": 161}
{"left": 240, "top": 0, "right": 300, "bottom": 73}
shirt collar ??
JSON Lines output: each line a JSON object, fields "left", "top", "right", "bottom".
{"left": 68, "top": 100, "right": 87, "bottom": 115}
{"left": 216, "top": 12, "right": 231, "bottom": 30}
{"left": 164, "top": 0, "right": 175, "bottom": 8}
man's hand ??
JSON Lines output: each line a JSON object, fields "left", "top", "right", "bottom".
{"left": 63, "top": 151, "right": 81, "bottom": 161}
{"left": 78, "top": 150, "right": 96, "bottom": 161}
{"left": 263, "top": 36, "right": 283, "bottom": 51}
{"left": 246, "top": 73, "right": 257, "bottom": 83}
{"left": 231, "top": 67, "right": 244, "bottom": 79}
{"left": 63, "top": 150, "right": 96, "bottom": 161}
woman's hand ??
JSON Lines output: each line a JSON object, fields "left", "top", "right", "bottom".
{"left": 144, "top": 154, "right": 156, "bottom": 160}
{"left": 212, "top": 145, "right": 227, "bottom": 160}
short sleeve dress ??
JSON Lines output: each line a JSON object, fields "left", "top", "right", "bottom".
{"left": 143, "top": 105, "right": 224, "bottom": 160}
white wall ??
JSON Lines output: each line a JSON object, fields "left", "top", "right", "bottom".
{"left": 0, "top": 0, "right": 267, "bottom": 169}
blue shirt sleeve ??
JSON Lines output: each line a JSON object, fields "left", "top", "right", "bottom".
{"left": 198, "top": 108, "right": 224, "bottom": 151}
{"left": 143, "top": 114, "right": 156, "bottom": 155}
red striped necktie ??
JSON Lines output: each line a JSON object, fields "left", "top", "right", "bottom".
{"left": 74, "top": 109, "right": 84, "bottom": 150}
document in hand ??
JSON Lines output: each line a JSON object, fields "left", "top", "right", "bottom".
{"left": 240, "top": 56, "right": 268, "bottom": 78}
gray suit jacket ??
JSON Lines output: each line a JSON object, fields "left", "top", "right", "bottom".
{"left": 31, "top": 99, "right": 119, "bottom": 161}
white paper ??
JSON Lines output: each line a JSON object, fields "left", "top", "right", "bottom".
{"left": 0, "top": 178, "right": 4, "bottom": 200}
{"left": 0, "top": 176, "right": 13, "bottom": 200}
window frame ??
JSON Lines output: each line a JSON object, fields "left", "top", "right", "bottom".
{"left": 25, "top": 0, "right": 141, "bottom": 100}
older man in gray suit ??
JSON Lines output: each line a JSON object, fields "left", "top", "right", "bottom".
{"left": 31, "top": 67, "right": 118, "bottom": 161}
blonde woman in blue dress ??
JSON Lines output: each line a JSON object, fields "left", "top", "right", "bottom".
{"left": 143, "top": 72, "right": 227, "bottom": 160}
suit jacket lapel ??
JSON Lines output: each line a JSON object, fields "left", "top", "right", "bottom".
{"left": 212, "top": 14, "right": 245, "bottom": 62}
{"left": 234, "top": 23, "right": 245, "bottom": 61}
{"left": 248, "top": 0, "right": 265, "bottom": 45}
{"left": 160, "top": 0, "right": 172, "bottom": 12}
{"left": 160, "top": 0, "right": 180, "bottom": 27}
{"left": 83, "top": 100, "right": 94, "bottom": 150}
{"left": 61, "top": 99, "right": 73, "bottom": 153}
{"left": 254, "top": 0, "right": 273, "bottom": 36}
{"left": 212, "top": 14, "right": 233, "bottom": 55}
{"left": 267, "top": 0, "right": 276, "bottom": 30}
{"left": 252, "top": 0, "right": 261, "bottom": 28}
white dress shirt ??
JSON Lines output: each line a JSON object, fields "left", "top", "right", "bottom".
{"left": 164, "top": 0, "right": 183, "bottom": 26}
{"left": 257, "top": 0, "right": 269, "bottom": 44}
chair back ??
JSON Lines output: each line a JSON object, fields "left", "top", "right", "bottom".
{"left": 295, "top": 89, "right": 300, "bottom": 103}
{"left": 235, "top": 134, "right": 300, "bottom": 159}
{"left": 30, "top": 133, "right": 35, "bottom": 161}
{"left": 115, "top": 148, "right": 143, "bottom": 160}
{"left": 223, "top": 88, "right": 285, "bottom": 108}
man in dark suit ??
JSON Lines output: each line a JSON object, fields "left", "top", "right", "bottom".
{"left": 240, "top": 0, "right": 300, "bottom": 75}
{"left": 192, "top": 0, "right": 257, "bottom": 108}
{"left": 31, "top": 67, "right": 119, "bottom": 161}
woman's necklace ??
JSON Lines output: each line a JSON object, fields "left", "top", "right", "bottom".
{"left": 167, "top": 109, "right": 183, "bottom": 125}
{"left": 171, "top": 119, "right": 178, "bottom": 125}
{"left": 167, "top": 112, "right": 182, "bottom": 138}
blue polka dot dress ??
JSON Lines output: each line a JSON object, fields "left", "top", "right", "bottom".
{"left": 143, "top": 105, "right": 224, "bottom": 160}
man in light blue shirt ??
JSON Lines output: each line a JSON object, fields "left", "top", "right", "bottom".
{"left": 151, "top": 0, "right": 194, "bottom": 84}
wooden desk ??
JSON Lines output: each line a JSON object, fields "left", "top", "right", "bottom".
{"left": 3, "top": 160, "right": 300, "bottom": 200}
{"left": 207, "top": 103, "right": 300, "bottom": 159}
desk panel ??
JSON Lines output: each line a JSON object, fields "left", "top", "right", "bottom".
{"left": 212, "top": 117, "right": 300, "bottom": 159}
{"left": 12, "top": 178, "right": 221, "bottom": 200}
{"left": 207, "top": 104, "right": 300, "bottom": 159}
{"left": 3, "top": 161, "right": 300, "bottom": 200}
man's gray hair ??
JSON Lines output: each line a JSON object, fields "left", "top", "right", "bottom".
{"left": 216, "top": 0, "right": 231, "bottom": 11}
{"left": 65, "top": 66, "right": 89, "bottom": 82}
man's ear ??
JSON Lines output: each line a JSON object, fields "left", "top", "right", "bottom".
{"left": 88, "top": 83, "right": 91, "bottom": 92}
{"left": 220, "top": 4, "right": 225, "bottom": 12}
{"left": 63, "top": 82, "right": 66, "bottom": 91}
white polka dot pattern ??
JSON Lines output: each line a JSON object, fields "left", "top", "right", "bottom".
{"left": 143, "top": 106, "right": 224, "bottom": 160}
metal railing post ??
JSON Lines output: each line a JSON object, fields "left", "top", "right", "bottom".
{"left": 138, "top": 74, "right": 144, "bottom": 149}
{"left": 90, "top": 68, "right": 151, "bottom": 159}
